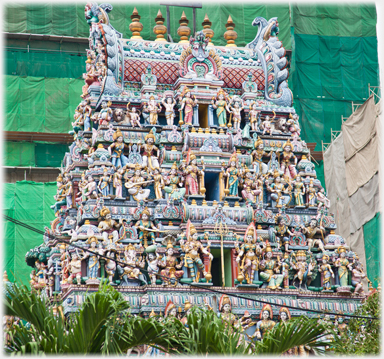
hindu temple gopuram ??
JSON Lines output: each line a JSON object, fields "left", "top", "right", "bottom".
{"left": 25, "top": 2, "right": 373, "bottom": 337}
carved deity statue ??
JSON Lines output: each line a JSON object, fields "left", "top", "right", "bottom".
{"left": 253, "top": 304, "right": 275, "bottom": 340}
{"left": 159, "top": 240, "right": 184, "bottom": 286}
{"left": 218, "top": 295, "right": 237, "bottom": 327}
{"left": 179, "top": 221, "right": 213, "bottom": 283}
{"left": 140, "top": 132, "right": 160, "bottom": 171}
{"left": 163, "top": 162, "right": 186, "bottom": 201}
{"left": 108, "top": 128, "right": 129, "bottom": 169}
{"left": 179, "top": 87, "right": 197, "bottom": 125}
{"left": 222, "top": 152, "right": 241, "bottom": 197}
{"left": 334, "top": 246, "right": 350, "bottom": 287}
{"left": 259, "top": 242, "right": 284, "bottom": 290}
{"left": 98, "top": 206, "right": 122, "bottom": 243}
{"left": 235, "top": 224, "right": 264, "bottom": 284}
{"left": 211, "top": 89, "right": 230, "bottom": 127}
{"left": 249, "top": 101, "right": 260, "bottom": 131}
{"left": 184, "top": 153, "right": 205, "bottom": 196}
{"left": 126, "top": 103, "right": 142, "bottom": 128}
{"left": 125, "top": 164, "right": 152, "bottom": 203}
{"left": 301, "top": 217, "right": 325, "bottom": 253}
{"left": 162, "top": 96, "right": 176, "bottom": 127}
{"left": 318, "top": 254, "right": 334, "bottom": 291}
{"left": 134, "top": 208, "right": 159, "bottom": 248}
{"left": 228, "top": 96, "right": 244, "bottom": 130}
{"left": 290, "top": 250, "right": 315, "bottom": 290}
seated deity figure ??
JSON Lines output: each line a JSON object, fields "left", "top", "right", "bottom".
{"left": 134, "top": 208, "right": 159, "bottom": 248}
{"left": 118, "top": 244, "right": 147, "bottom": 285}
{"left": 158, "top": 240, "right": 184, "bottom": 286}
{"left": 179, "top": 220, "right": 213, "bottom": 283}
{"left": 259, "top": 242, "right": 284, "bottom": 290}
{"left": 301, "top": 217, "right": 325, "bottom": 253}
{"left": 98, "top": 206, "right": 122, "bottom": 244}
{"left": 125, "top": 164, "right": 152, "bottom": 203}
{"left": 98, "top": 101, "right": 113, "bottom": 126}
{"left": 240, "top": 166, "right": 262, "bottom": 205}
{"left": 348, "top": 257, "right": 368, "bottom": 296}
{"left": 163, "top": 162, "right": 186, "bottom": 201}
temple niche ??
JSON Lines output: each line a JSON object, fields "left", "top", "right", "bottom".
{"left": 25, "top": 3, "right": 372, "bottom": 339}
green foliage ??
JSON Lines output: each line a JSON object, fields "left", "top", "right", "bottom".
{"left": 332, "top": 291, "right": 381, "bottom": 355}
{"left": 4, "top": 282, "right": 182, "bottom": 355}
{"left": 4, "top": 283, "right": 333, "bottom": 355}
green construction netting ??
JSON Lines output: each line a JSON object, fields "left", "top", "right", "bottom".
{"left": 5, "top": 75, "right": 83, "bottom": 133}
{"left": 290, "top": 34, "right": 379, "bottom": 149}
{"left": 4, "top": 142, "right": 69, "bottom": 167}
{"left": 363, "top": 212, "right": 381, "bottom": 287}
{"left": 291, "top": 4, "right": 377, "bottom": 37}
{"left": 4, "top": 3, "right": 291, "bottom": 49}
{"left": 4, "top": 181, "right": 57, "bottom": 285}
{"left": 6, "top": 49, "right": 87, "bottom": 79}
{"left": 4, "top": 142, "right": 36, "bottom": 167}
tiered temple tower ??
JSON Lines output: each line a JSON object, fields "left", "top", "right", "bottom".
{"left": 25, "top": 3, "right": 371, "bottom": 328}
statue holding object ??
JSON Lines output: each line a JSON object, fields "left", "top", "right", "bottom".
{"left": 159, "top": 239, "right": 184, "bottom": 286}
{"left": 109, "top": 128, "right": 129, "bottom": 169}
{"left": 179, "top": 87, "right": 198, "bottom": 125}
{"left": 184, "top": 151, "right": 205, "bottom": 196}
{"left": 222, "top": 152, "right": 241, "bottom": 197}
{"left": 211, "top": 89, "right": 230, "bottom": 127}
{"left": 179, "top": 220, "right": 213, "bottom": 283}
{"left": 126, "top": 103, "right": 142, "bottom": 128}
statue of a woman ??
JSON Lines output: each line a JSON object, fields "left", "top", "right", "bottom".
{"left": 218, "top": 294, "right": 237, "bottom": 327}
{"left": 159, "top": 240, "right": 184, "bottom": 286}
{"left": 222, "top": 152, "right": 241, "bottom": 197}
{"left": 259, "top": 242, "right": 284, "bottom": 290}
{"left": 334, "top": 246, "right": 350, "bottom": 287}
{"left": 185, "top": 153, "right": 205, "bottom": 196}
{"left": 211, "top": 89, "right": 231, "bottom": 127}
{"left": 253, "top": 304, "right": 275, "bottom": 340}
{"left": 179, "top": 87, "right": 197, "bottom": 125}
{"left": 280, "top": 139, "right": 297, "bottom": 180}
{"left": 318, "top": 254, "right": 334, "bottom": 291}
{"left": 83, "top": 236, "right": 100, "bottom": 280}
{"left": 163, "top": 162, "right": 186, "bottom": 201}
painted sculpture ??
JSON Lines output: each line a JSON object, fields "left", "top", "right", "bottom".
{"left": 23, "top": 5, "right": 369, "bottom": 337}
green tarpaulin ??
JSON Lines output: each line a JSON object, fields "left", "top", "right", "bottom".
{"left": 5, "top": 3, "right": 292, "bottom": 49}
{"left": 363, "top": 212, "right": 381, "bottom": 287}
{"left": 4, "top": 142, "right": 69, "bottom": 167}
{"left": 5, "top": 75, "right": 83, "bottom": 133}
{"left": 4, "top": 181, "right": 57, "bottom": 285}
{"left": 6, "top": 49, "right": 87, "bottom": 79}
{"left": 291, "top": 4, "right": 377, "bottom": 37}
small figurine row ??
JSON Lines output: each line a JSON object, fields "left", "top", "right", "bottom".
{"left": 72, "top": 88, "right": 302, "bottom": 134}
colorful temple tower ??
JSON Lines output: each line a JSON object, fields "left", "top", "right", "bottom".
{"left": 25, "top": 3, "right": 371, "bottom": 326}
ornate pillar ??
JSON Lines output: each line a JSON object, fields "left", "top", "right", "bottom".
{"left": 193, "top": 103, "right": 199, "bottom": 126}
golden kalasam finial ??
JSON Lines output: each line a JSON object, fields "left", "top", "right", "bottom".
{"left": 177, "top": 11, "right": 191, "bottom": 43}
{"left": 202, "top": 13, "right": 214, "bottom": 45}
{"left": 129, "top": 7, "right": 143, "bottom": 39}
{"left": 154, "top": 9, "right": 167, "bottom": 42}
{"left": 224, "top": 15, "right": 237, "bottom": 47}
